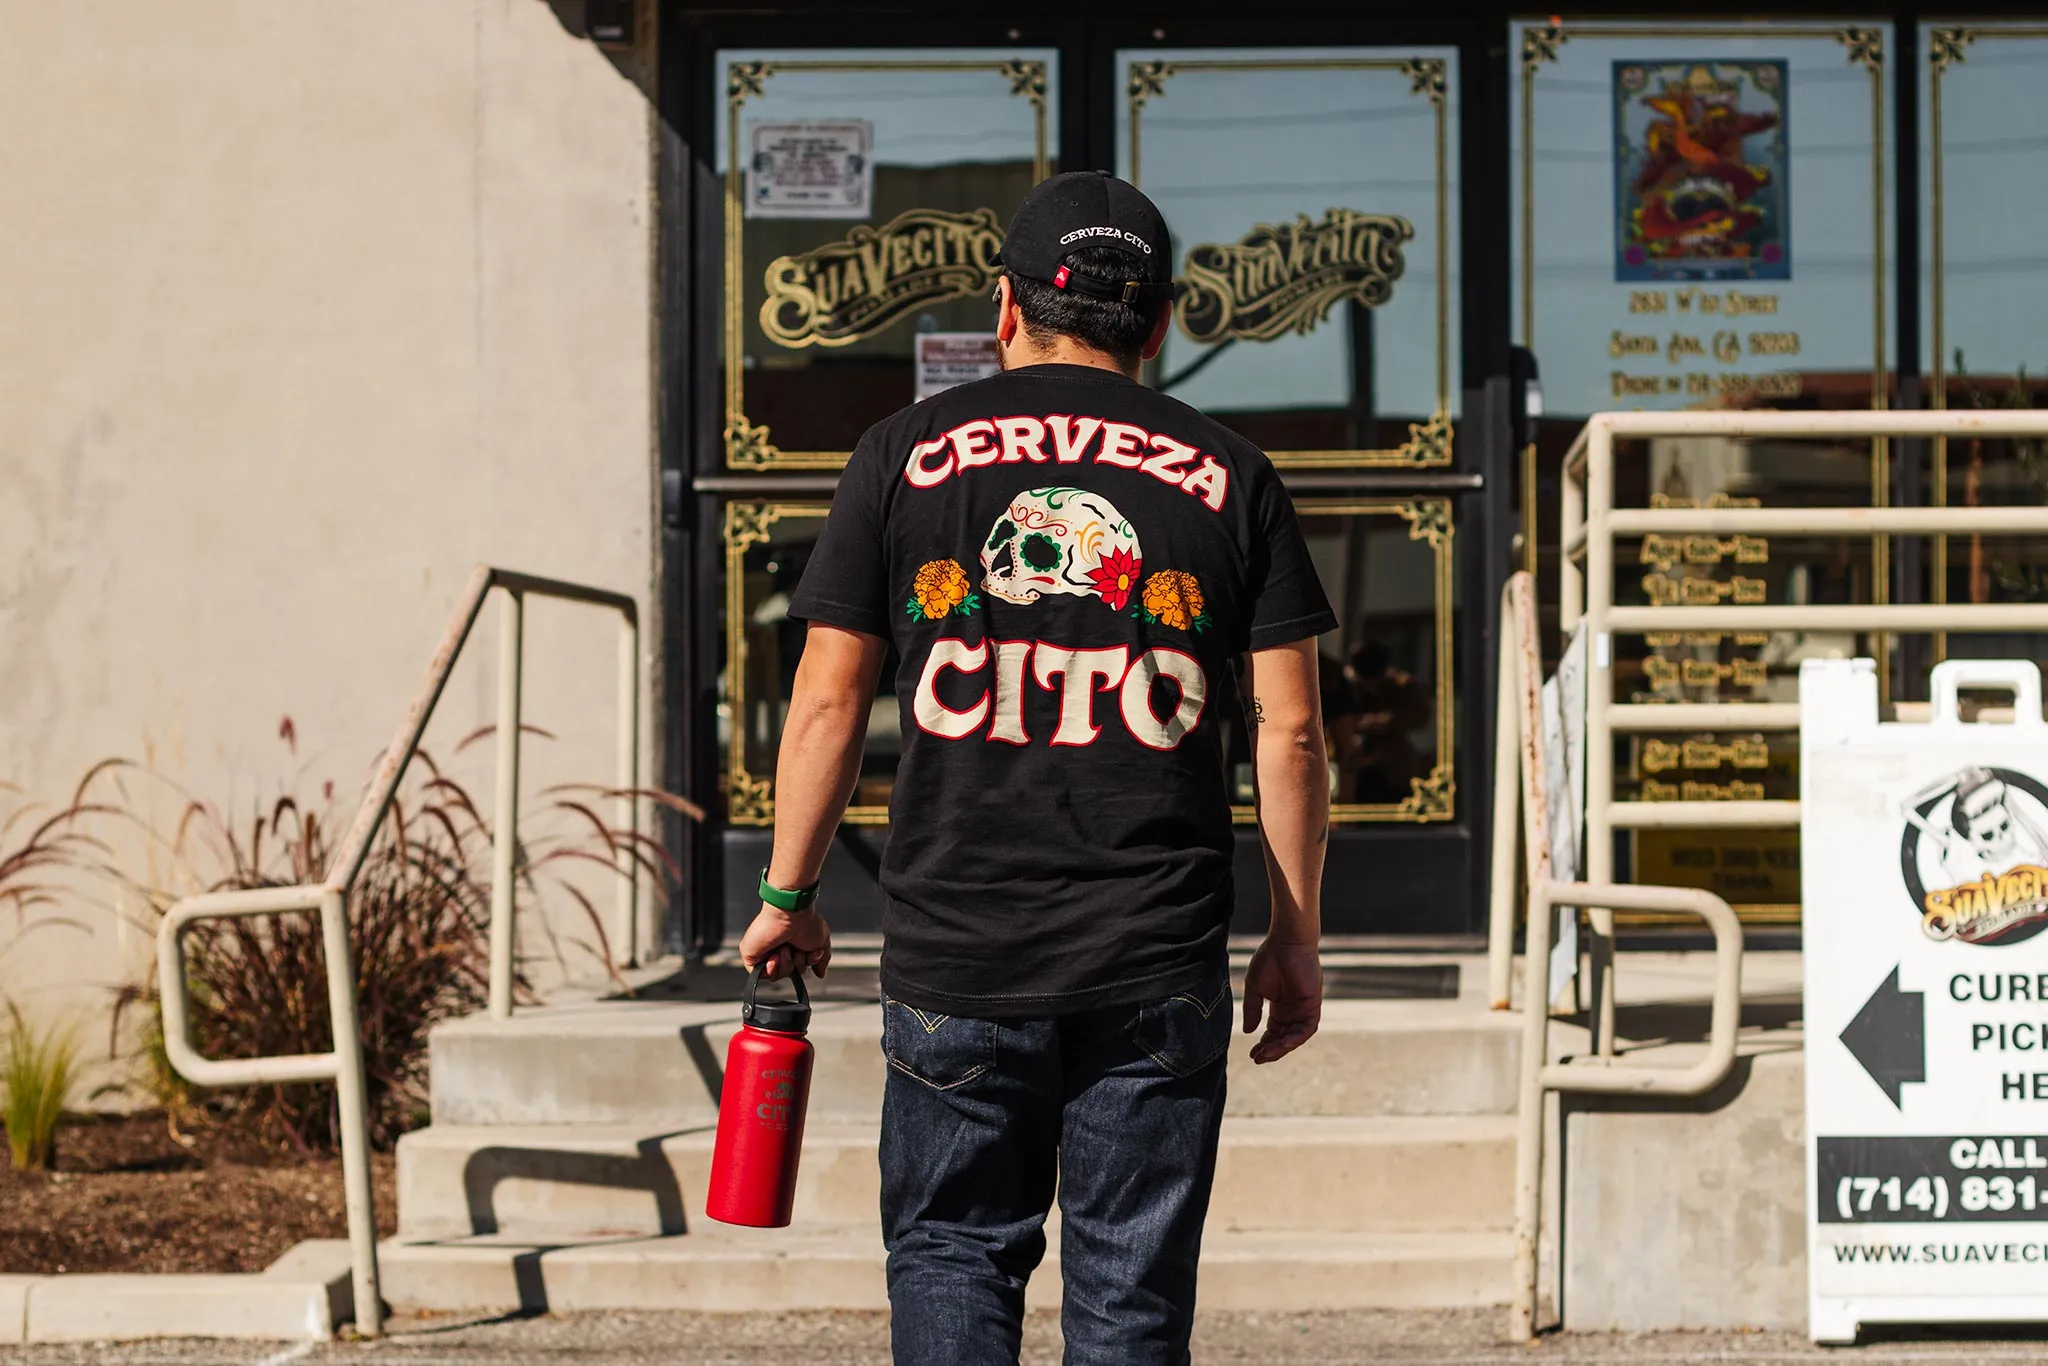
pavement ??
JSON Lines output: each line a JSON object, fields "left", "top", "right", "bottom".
{"left": 9, "top": 1309, "right": 2048, "bottom": 1364}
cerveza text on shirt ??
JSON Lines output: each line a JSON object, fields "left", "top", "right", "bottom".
{"left": 904, "top": 414, "right": 1231, "bottom": 512}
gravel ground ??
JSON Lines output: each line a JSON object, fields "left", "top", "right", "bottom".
{"left": 8, "top": 1309, "right": 2048, "bottom": 1365}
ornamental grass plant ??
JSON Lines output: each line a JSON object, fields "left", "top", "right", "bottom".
{"left": 0, "top": 775, "right": 106, "bottom": 1169}
{"left": 85, "top": 721, "right": 691, "bottom": 1154}
{"left": 2, "top": 1001, "right": 80, "bottom": 1171}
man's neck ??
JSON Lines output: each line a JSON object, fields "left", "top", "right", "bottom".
{"left": 1002, "top": 335, "right": 1141, "bottom": 383}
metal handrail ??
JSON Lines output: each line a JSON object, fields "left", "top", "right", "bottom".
{"left": 1507, "top": 878, "right": 1743, "bottom": 1341}
{"left": 155, "top": 564, "right": 641, "bottom": 1336}
{"left": 1557, "top": 408, "right": 2048, "bottom": 1058}
{"left": 321, "top": 565, "right": 642, "bottom": 1008}
{"left": 1485, "top": 410, "right": 2048, "bottom": 1337}
{"left": 1489, "top": 570, "right": 1744, "bottom": 1340}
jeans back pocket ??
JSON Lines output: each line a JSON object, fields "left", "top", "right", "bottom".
{"left": 881, "top": 996, "right": 997, "bottom": 1091}
{"left": 1131, "top": 972, "right": 1234, "bottom": 1079}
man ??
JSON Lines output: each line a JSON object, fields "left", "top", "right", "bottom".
{"left": 740, "top": 170, "right": 1333, "bottom": 1365}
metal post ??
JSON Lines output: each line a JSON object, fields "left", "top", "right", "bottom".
{"left": 1507, "top": 790, "right": 1548, "bottom": 1343}
{"left": 1508, "top": 572, "right": 1558, "bottom": 1341}
{"left": 319, "top": 888, "right": 382, "bottom": 1337}
{"left": 616, "top": 612, "right": 640, "bottom": 967}
{"left": 489, "top": 588, "right": 524, "bottom": 1019}
{"left": 1583, "top": 418, "right": 1617, "bottom": 1056}
{"left": 1487, "top": 576, "right": 1526, "bottom": 1011}
{"left": 1509, "top": 858, "right": 1556, "bottom": 1343}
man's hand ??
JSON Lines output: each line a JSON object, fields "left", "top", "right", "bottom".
{"left": 738, "top": 904, "right": 832, "bottom": 981}
{"left": 1241, "top": 938, "right": 1322, "bottom": 1064}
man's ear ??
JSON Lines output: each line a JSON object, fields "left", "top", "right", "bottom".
{"left": 1139, "top": 300, "right": 1173, "bottom": 362}
{"left": 995, "top": 276, "right": 1020, "bottom": 345}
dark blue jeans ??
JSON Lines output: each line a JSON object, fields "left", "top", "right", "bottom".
{"left": 878, "top": 964, "right": 1232, "bottom": 1366}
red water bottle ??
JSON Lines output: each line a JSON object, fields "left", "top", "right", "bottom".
{"left": 705, "top": 966, "right": 814, "bottom": 1227}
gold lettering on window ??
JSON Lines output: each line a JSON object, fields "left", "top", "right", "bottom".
{"left": 759, "top": 206, "right": 1005, "bottom": 348}
{"left": 1175, "top": 208, "right": 1413, "bottom": 345}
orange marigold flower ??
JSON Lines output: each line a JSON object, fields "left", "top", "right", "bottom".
{"left": 1140, "top": 570, "right": 1206, "bottom": 632}
{"left": 910, "top": 559, "right": 975, "bottom": 621}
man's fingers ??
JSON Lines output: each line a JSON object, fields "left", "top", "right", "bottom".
{"left": 1251, "top": 1019, "right": 1317, "bottom": 1064}
{"left": 1242, "top": 987, "right": 1266, "bottom": 1036}
{"left": 811, "top": 943, "right": 832, "bottom": 979}
{"left": 1250, "top": 998, "right": 1321, "bottom": 1064}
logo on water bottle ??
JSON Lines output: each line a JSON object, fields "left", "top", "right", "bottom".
{"left": 755, "top": 1069, "right": 796, "bottom": 1129}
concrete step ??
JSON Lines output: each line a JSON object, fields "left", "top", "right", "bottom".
{"left": 395, "top": 1114, "right": 1515, "bottom": 1241}
{"left": 428, "top": 997, "right": 1521, "bottom": 1128}
{"left": 379, "top": 1226, "right": 1513, "bottom": 1314}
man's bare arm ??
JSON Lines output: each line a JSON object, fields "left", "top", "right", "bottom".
{"left": 1241, "top": 637, "right": 1327, "bottom": 1064}
{"left": 738, "top": 624, "right": 886, "bottom": 979}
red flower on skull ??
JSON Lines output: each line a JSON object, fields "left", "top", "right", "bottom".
{"left": 1088, "top": 546, "right": 1143, "bottom": 613}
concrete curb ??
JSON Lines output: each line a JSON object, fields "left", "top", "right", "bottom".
{"left": 1, "top": 1276, "right": 34, "bottom": 1345}
{"left": 1, "top": 1239, "right": 355, "bottom": 1344}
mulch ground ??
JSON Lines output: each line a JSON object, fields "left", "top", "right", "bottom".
{"left": 0, "top": 1112, "right": 396, "bottom": 1274}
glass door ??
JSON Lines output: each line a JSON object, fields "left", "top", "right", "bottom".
{"left": 715, "top": 47, "right": 1059, "bottom": 471}
{"left": 1106, "top": 37, "right": 1483, "bottom": 938}
{"left": 1116, "top": 47, "right": 1461, "bottom": 468}
{"left": 691, "top": 20, "right": 1499, "bottom": 944}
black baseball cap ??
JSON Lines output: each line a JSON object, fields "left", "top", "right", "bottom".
{"left": 997, "top": 170, "right": 1175, "bottom": 307}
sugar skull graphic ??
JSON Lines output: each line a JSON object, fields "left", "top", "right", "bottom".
{"left": 980, "top": 488, "right": 1143, "bottom": 611}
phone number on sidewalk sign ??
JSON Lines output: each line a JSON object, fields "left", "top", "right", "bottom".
{"left": 1820, "top": 1136, "right": 2048, "bottom": 1223}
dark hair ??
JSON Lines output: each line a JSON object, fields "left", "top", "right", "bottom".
{"left": 1009, "top": 245, "right": 1163, "bottom": 365}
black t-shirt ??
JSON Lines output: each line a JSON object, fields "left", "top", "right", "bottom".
{"left": 787, "top": 362, "right": 1337, "bottom": 1016}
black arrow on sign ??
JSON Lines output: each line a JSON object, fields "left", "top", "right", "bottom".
{"left": 1840, "top": 966, "right": 1925, "bottom": 1109}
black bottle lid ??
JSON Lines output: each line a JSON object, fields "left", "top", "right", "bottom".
{"left": 742, "top": 964, "right": 811, "bottom": 1033}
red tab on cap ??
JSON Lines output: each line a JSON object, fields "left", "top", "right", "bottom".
{"left": 1053, "top": 266, "right": 1070, "bottom": 288}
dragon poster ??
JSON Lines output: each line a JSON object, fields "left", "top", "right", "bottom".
{"left": 1613, "top": 59, "right": 1790, "bottom": 282}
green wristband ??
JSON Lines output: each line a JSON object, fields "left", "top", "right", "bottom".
{"left": 758, "top": 868, "right": 820, "bottom": 914}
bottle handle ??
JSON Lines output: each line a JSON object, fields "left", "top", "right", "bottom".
{"left": 742, "top": 961, "right": 810, "bottom": 1012}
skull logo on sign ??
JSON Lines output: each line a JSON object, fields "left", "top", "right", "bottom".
{"left": 1955, "top": 768, "right": 2023, "bottom": 863}
{"left": 980, "top": 487, "right": 1143, "bottom": 611}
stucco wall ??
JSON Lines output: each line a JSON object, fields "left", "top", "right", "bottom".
{"left": 0, "top": 0, "right": 660, "bottom": 1068}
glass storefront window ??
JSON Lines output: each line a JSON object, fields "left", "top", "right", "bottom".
{"left": 1278, "top": 500, "right": 1459, "bottom": 822}
{"left": 722, "top": 502, "right": 898, "bottom": 826}
{"left": 1920, "top": 25, "right": 2048, "bottom": 671}
{"left": 1514, "top": 21, "right": 1897, "bottom": 922}
{"left": 1115, "top": 48, "right": 1461, "bottom": 468}
{"left": 715, "top": 48, "right": 1057, "bottom": 470}
{"left": 719, "top": 497, "right": 1456, "bottom": 827}
{"left": 1594, "top": 434, "right": 1893, "bottom": 922}
{"left": 1515, "top": 20, "right": 1894, "bottom": 419}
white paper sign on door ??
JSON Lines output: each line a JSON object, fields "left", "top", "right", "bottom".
{"left": 1803, "top": 657, "right": 2048, "bottom": 1342}
{"left": 745, "top": 120, "right": 873, "bottom": 219}
{"left": 914, "top": 332, "right": 1001, "bottom": 401}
